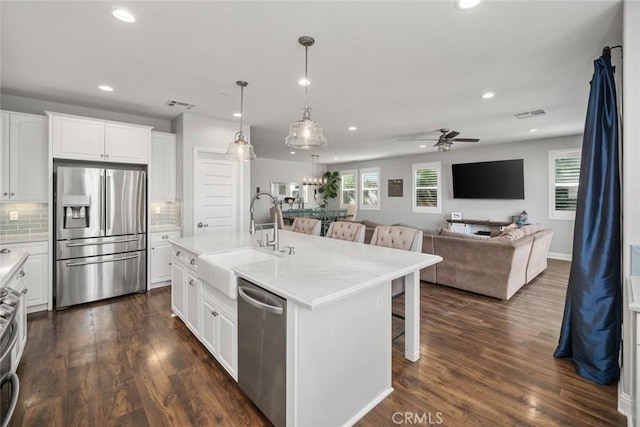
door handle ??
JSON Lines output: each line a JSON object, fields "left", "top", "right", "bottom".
{"left": 66, "top": 253, "right": 140, "bottom": 267}
{"left": 65, "top": 236, "right": 140, "bottom": 247}
{"left": 197, "top": 222, "right": 209, "bottom": 228}
{"left": 238, "top": 286, "right": 284, "bottom": 315}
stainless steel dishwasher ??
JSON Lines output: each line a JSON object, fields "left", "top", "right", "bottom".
{"left": 237, "top": 278, "right": 287, "bottom": 427}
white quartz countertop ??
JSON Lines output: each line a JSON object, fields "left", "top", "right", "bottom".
{"left": 0, "top": 250, "right": 28, "bottom": 288}
{"left": 0, "top": 233, "right": 48, "bottom": 244}
{"left": 170, "top": 230, "right": 442, "bottom": 309}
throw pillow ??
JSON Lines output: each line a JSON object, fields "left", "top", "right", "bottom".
{"left": 520, "top": 223, "right": 544, "bottom": 236}
{"left": 440, "top": 229, "right": 490, "bottom": 240}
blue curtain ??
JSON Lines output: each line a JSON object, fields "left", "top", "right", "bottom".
{"left": 554, "top": 52, "right": 621, "bottom": 385}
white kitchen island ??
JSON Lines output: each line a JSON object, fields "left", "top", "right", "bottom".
{"left": 170, "top": 230, "right": 441, "bottom": 427}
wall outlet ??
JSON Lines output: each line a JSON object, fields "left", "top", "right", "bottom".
{"left": 9, "top": 211, "right": 18, "bottom": 221}
{"left": 155, "top": 206, "right": 162, "bottom": 215}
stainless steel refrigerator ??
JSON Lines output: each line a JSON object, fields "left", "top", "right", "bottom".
{"left": 54, "top": 165, "right": 146, "bottom": 309}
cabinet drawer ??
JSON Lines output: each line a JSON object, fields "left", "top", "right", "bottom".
{"left": 172, "top": 246, "right": 198, "bottom": 270}
{"left": 1, "top": 241, "right": 48, "bottom": 255}
{"left": 151, "top": 231, "right": 181, "bottom": 243}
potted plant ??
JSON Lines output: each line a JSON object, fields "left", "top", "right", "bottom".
{"left": 317, "top": 171, "right": 340, "bottom": 208}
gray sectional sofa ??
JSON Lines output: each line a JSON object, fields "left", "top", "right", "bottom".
{"left": 357, "top": 220, "right": 553, "bottom": 300}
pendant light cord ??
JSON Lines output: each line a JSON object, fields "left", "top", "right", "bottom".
{"left": 304, "top": 45, "right": 309, "bottom": 110}
{"left": 239, "top": 84, "right": 244, "bottom": 132}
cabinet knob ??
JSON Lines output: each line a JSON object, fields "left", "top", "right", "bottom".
{"left": 100, "top": 154, "right": 104, "bottom": 158}
{"left": 169, "top": 262, "right": 172, "bottom": 266}
{"left": 190, "top": 259, "right": 196, "bottom": 265}
{"left": 2, "top": 192, "right": 7, "bottom": 196}
{"left": 176, "top": 251, "right": 181, "bottom": 256}
{"left": 10, "top": 193, "right": 15, "bottom": 196}
{"left": 211, "top": 311, "right": 218, "bottom": 317}
{"left": 162, "top": 235, "right": 169, "bottom": 239}
{"left": 0, "top": 249, "right": 10, "bottom": 254}
{"left": 18, "top": 271, "right": 26, "bottom": 278}
{"left": 105, "top": 154, "right": 109, "bottom": 159}
{"left": 189, "top": 279, "right": 196, "bottom": 286}
{"left": 21, "top": 288, "right": 27, "bottom": 294}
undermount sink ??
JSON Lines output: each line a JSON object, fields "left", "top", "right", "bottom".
{"left": 198, "top": 248, "right": 279, "bottom": 299}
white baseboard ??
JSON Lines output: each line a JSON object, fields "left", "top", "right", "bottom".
{"left": 149, "top": 280, "right": 170, "bottom": 290}
{"left": 548, "top": 252, "right": 572, "bottom": 261}
{"left": 618, "top": 389, "right": 633, "bottom": 425}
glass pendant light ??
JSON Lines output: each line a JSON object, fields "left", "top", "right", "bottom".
{"left": 226, "top": 81, "right": 256, "bottom": 161}
{"left": 285, "top": 36, "right": 327, "bottom": 150}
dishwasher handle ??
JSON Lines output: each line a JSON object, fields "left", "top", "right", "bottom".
{"left": 238, "top": 286, "right": 284, "bottom": 316}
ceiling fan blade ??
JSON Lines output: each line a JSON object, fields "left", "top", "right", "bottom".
{"left": 452, "top": 138, "right": 480, "bottom": 142}
{"left": 445, "top": 131, "right": 460, "bottom": 139}
{"left": 433, "top": 142, "right": 440, "bottom": 147}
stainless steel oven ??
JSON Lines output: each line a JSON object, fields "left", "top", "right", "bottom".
{"left": 0, "top": 288, "right": 21, "bottom": 427}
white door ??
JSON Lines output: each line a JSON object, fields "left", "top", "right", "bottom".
{"left": 194, "top": 151, "right": 237, "bottom": 235}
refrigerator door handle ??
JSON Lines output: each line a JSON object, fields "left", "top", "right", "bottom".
{"left": 100, "top": 169, "right": 105, "bottom": 234}
{"left": 65, "top": 253, "right": 140, "bottom": 267}
{"left": 105, "top": 171, "right": 111, "bottom": 235}
{"left": 65, "top": 236, "right": 141, "bottom": 247}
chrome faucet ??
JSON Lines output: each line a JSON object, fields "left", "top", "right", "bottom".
{"left": 250, "top": 191, "right": 279, "bottom": 251}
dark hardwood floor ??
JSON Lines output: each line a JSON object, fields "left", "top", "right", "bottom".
{"left": 10, "top": 259, "right": 625, "bottom": 426}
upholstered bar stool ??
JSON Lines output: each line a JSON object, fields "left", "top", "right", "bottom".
{"left": 270, "top": 206, "right": 289, "bottom": 230}
{"left": 369, "top": 225, "right": 423, "bottom": 340}
{"left": 325, "top": 221, "right": 366, "bottom": 243}
{"left": 290, "top": 217, "right": 322, "bottom": 236}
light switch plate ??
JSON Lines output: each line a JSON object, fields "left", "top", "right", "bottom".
{"left": 154, "top": 206, "right": 161, "bottom": 215}
{"left": 9, "top": 211, "right": 18, "bottom": 221}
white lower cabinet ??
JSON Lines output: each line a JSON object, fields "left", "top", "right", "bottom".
{"left": 1, "top": 258, "right": 28, "bottom": 372}
{"left": 2, "top": 241, "right": 48, "bottom": 312}
{"left": 200, "top": 294, "right": 237, "bottom": 379}
{"left": 171, "top": 243, "right": 237, "bottom": 379}
{"left": 150, "top": 231, "right": 181, "bottom": 288}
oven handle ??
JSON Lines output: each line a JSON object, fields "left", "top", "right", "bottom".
{"left": 0, "top": 318, "right": 18, "bottom": 365}
{"left": 0, "top": 372, "right": 20, "bottom": 427}
{"left": 65, "top": 236, "right": 140, "bottom": 247}
{"left": 65, "top": 253, "right": 140, "bottom": 267}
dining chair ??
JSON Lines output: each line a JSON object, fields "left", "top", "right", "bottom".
{"left": 369, "top": 225, "right": 423, "bottom": 341}
{"left": 290, "top": 217, "right": 322, "bottom": 236}
{"left": 345, "top": 204, "right": 357, "bottom": 221}
{"left": 325, "top": 221, "right": 366, "bottom": 243}
{"left": 270, "top": 206, "right": 289, "bottom": 230}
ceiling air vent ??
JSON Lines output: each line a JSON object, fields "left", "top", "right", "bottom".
{"left": 513, "top": 109, "right": 548, "bottom": 119}
{"left": 166, "top": 99, "right": 196, "bottom": 110}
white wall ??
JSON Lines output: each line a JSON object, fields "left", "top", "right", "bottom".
{"left": 0, "top": 93, "right": 172, "bottom": 131}
{"left": 250, "top": 157, "right": 326, "bottom": 223}
{"left": 620, "top": 0, "right": 640, "bottom": 418}
{"left": 333, "top": 134, "right": 582, "bottom": 257}
{"left": 173, "top": 112, "right": 250, "bottom": 236}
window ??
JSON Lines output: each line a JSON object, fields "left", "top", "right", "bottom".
{"left": 340, "top": 169, "right": 357, "bottom": 208}
{"left": 412, "top": 162, "right": 441, "bottom": 214}
{"left": 549, "top": 149, "right": 581, "bottom": 220}
{"left": 360, "top": 167, "right": 380, "bottom": 210}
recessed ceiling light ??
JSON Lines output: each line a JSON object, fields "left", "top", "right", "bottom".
{"left": 419, "top": 144, "right": 427, "bottom": 148}
{"left": 112, "top": 9, "right": 136, "bottom": 23}
{"left": 298, "top": 78, "right": 310, "bottom": 86}
{"left": 98, "top": 85, "right": 114, "bottom": 92}
{"left": 456, "top": 0, "right": 481, "bottom": 10}
{"left": 528, "top": 128, "right": 539, "bottom": 133}
{"left": 481, "top": 92, "right": 495, "bottom": 99}
{"left": 334, "top": 157, "right": 339, "bottom": 160}
{"left": 290, "top": 151, "right": 296, "bottom": 154}
{"left": 348, "top": 126, "right": 357, "bottom": 131}
{"left": 233, "top": 112, "right": 242, "bottom": 118}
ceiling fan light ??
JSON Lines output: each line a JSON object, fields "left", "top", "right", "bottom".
{"left": 456, "top": 0, "right": 481, "bottom": 10}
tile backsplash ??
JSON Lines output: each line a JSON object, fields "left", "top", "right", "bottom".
{"left": 0, "top": 203, "right": 48, "bottom": 237}
{"left": 150, "top": 201, "right": 181, "bottom": 227}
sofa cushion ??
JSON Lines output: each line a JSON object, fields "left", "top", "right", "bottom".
{"left": 492, "top": 228, "right": 526, "bottom": 242}
{"left": 440, "top": 229, "right": 490, "bottom": 240}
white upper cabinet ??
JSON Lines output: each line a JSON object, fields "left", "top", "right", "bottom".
{"left": 50, "top": 113, "right": 151, "bottom": 164}
{"left": 150, "top": 131, "right": 176, "bottom": 201}
{"left": 1, "top": 111, "right": 48, "bottom": 202}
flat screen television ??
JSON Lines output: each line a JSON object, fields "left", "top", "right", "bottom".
{"left": 452, "top": 159, "right": 524, "bottom": 199}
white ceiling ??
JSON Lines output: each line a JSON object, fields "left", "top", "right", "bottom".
{"left": 0, "top": 1, "right": 622, "bottom": 164}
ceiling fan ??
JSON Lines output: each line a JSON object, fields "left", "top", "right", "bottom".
{"left": 401, "top": 128, "right": 480, "bottom": 152}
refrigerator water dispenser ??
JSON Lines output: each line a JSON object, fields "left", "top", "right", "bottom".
{"left": 63, "top": 195, "right": 91, "bottom": 229}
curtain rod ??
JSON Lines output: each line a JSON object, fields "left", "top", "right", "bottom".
{"left": 602, "top": 45, "right": 623, "bottom": 57}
